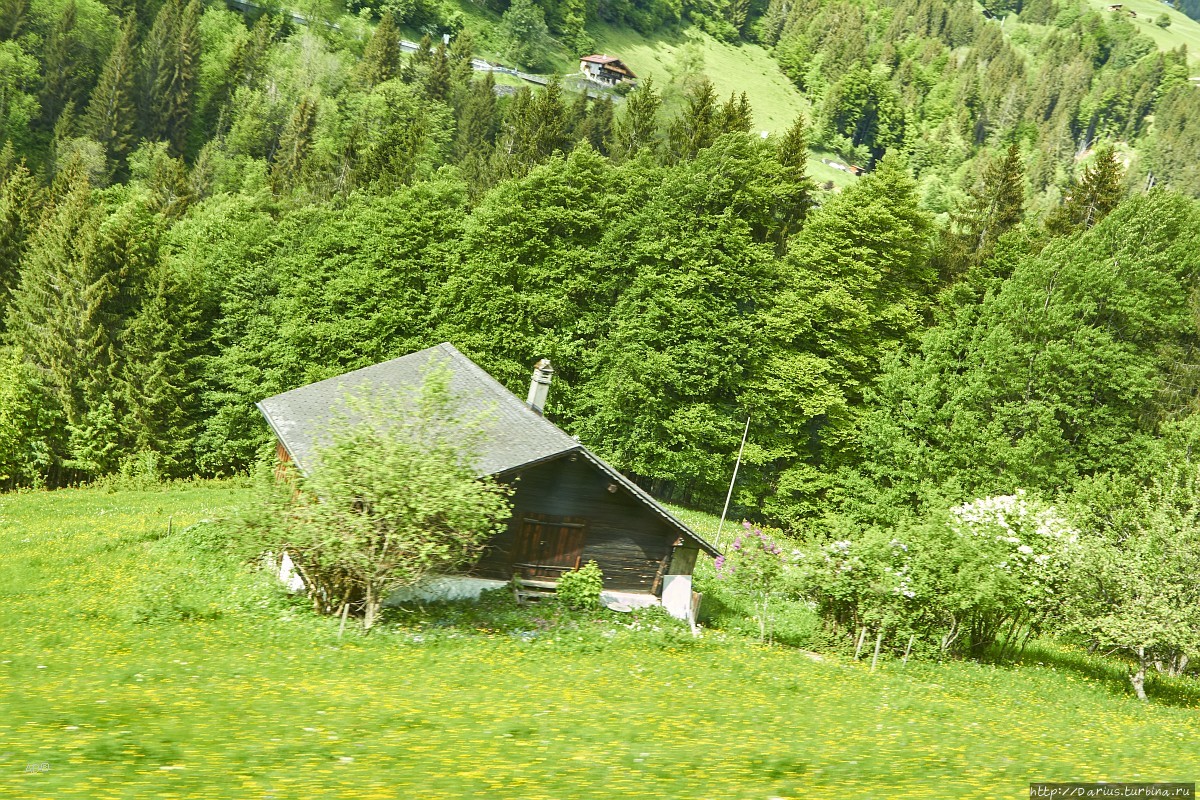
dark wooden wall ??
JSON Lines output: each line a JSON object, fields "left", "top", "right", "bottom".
{"left": 473, "top": 455, "right": 682, "bottom": 593}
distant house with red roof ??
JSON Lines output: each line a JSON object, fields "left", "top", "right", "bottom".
{"left": 579, "top": 54, "right": 637, "bottom": 87}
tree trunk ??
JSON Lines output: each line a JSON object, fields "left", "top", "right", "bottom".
{"left": 1129, "top": 646, "right": 1148, "bottom": 702}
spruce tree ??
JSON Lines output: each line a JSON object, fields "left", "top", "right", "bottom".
{"left": 0, "top": 156, "right": 38, "bottom": 329}
{"left": 0, "top": 0, "right": 28, "bottom": 42}
{"left": 609, "top": 76, "right": 661, "bottom": 162}
{"left": 936, "top": 140, "right": 1025, "bottom": 283}
{"left": 1045, "top": 146, "right": 1125, "bottom": 236}
{"left": 270, "top": 95, "right": 318, "bottom": 195}
{"left": 84, "top": 17, "right": 138, "bottom": 176}
{"left": 717, "top": 91, "right": 753, "bottom": 134}
{"left": 447, "top": 28, "right": 477, "bottom": 93}
{"left": 117, "top": 260, "right": 202, "bottom": 474}
{"left": 203, "top": 13, "right": 276, "bottom": 138}
{"left": 140, "top": 0, "right": 201, "bottom": 155}
{"left": 454, "top": 72, "right": 498, "bottom": 161}
{"left": 668, "top": 77, "right": 719, "bottom": 162}
{"left": 423, "top": 40, "right": 452, "bottom": 102}
{"left": 37, "top": 1, "right": 82, "bottom": 131}
{"left": 585, "top": 97, "right": 613, "bottom": 156}
{"left": 357, "top": 11, "right": 401, "bottom": 90}
{"left": 774, "top": 113, "right": 815, "bottom": 244}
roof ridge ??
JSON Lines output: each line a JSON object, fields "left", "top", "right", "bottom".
{"left": 434, "top": 343, "right": 577, "bottom": 446}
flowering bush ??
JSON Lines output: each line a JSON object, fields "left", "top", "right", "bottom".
{"left": 715, "top": 522, "right": 792, "bottom": 643}
{"left": 796, "top": 492, "right": 1080, "bottom": 659}
{"left": 946, "top": 492, "right": 1079, "bottom": 654}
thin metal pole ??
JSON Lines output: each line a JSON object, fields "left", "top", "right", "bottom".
{"left": 715, "top": 416, "right": 751, "bottom": 548}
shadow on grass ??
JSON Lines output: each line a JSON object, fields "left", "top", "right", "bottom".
{"left": 979, "top": 638, "right": 1200, "bottom": 708}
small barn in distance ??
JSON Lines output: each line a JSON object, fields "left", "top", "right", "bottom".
{"left": 579, "top": 54, "right": 637, "bottom": 87}
{"left": 255, "top": 343, "right": 719, "bottom": 621}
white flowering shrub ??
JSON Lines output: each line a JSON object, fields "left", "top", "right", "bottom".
{"left": 945, "top": 491, "right": 1080, "bottom": 655}
{"left": 796, "top": 492, "right": 1080, "bottom": 659}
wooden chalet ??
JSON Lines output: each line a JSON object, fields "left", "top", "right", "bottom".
{"left": 579, "top": 54, "right": 637, "bottom": 87}
{"left": 256, "top": 343, "right": 719, "bottom": 619}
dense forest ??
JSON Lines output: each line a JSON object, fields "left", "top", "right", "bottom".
{"left": 1, "top": 0, "right": 1200, "bottom": 535}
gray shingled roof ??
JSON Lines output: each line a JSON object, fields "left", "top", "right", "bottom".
{"left": 256, "top": 343, "right": 719, "bottom": 557}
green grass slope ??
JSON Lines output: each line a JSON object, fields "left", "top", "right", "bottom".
{"left": 590, "top": 22, "right": 811, "bottom": 134}
{"left": 3, "top": 484, "right": 1199, "bottom": 799}
{"left": 1082, "top": 0, "right": 1200, "bottom": 64}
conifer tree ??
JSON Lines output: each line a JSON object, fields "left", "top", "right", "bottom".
{"left": 270, "top": 95, "right": 318, "bottom": 195}
{"left": 668, "top": 77, "right": 719, "bottom": 162}
{"left": 454, "top": 72, "right": 498, "bottom": 161}
{"left": 585, "top": 97, "right": 613, "bottom": 156}
{"left": 774, "top": 113, "right": 815, "bottom": 244}
{"left": 5, "top": 175, "right": 108, "bottom": 439}
{"left": 0, "top": 155, "right": 38, "bottom": 328}
{"left": 84, "top": 17, "right": 138, "bottom": 176}
{"left": 423, "top": 40, "right": 452, "bottom": 102}
{"left": 140, "top": 0, "right": 201, "bottom": 155}
{"left": 497, "top": 79, "right": 570, "bottom": 177}
{"left": 203, "top": 13, "right": 275, "bottom": 137}
{"left": 0, "top": 0, "right": 28, "bottom": 42}
{"left": 1045, "top": 146, "right": 1125, "bottom": 236}
{"left": 447, "top": 28, "right": 477, "bottom": 93}
{"left": 117, "top": 260, "right": 202, "bottom": 473}
{"left": 37, "top": 1, "right": 82, "bottom": 131}
{"left": 357, "top": 11, "right": 401, "bottom": 90}
{"left": 937, "top": 140, "right": 1025, "bottom": 283}
{"left": 717, "top": 91, "right": 753, "bottom": 134}
{"left": 609, "top": 76, "right": 661, "bottom": 161}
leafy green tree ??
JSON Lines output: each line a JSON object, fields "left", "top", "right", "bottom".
{"left": 859, "top": 190, "right": 1200, "bottom": 509}
{"left": 258, "top": 367, "right": 513, "bottom": 630}
{"left": 164, "top": 192, "right": 280, "bottom": 474}
{"left": 272, "top": 176, "right": 466, "bottom": 385}
{"left": 756, "top": 152, "right": 931, "bottom": 523}
{"left": 576, "top": 136, "right": 780, "bottom": 504}
{"left": 1067, "top": 464, "right": 1200, "bottom": 701}
{"left": 499, "top": 0, "right": 552, "bottom": 71}
{"left": 0, "top": 40, "right": 40, "bottom": 154}
{"left": 0, "top": 346, "right": 65, "bottom": 488}
{"left": 436, "top": 146, "right": 614, "bottom": 404}
{"left": 128, "top": 140, "right": 193, "bottom": 219}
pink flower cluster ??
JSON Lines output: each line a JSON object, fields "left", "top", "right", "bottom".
{"left": 716, "top": 521, "right": 784, "bottom": 578}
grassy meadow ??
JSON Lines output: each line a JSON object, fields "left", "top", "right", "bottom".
{"left": 2, "top": 483, "right": 1199, "bottom": 799}
{"left": 1081, "top": 0, "right": 1200, "bottom": 65}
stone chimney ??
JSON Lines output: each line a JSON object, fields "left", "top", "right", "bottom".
{"left": 526, "top": 358, "right": 554, "bottom": 416}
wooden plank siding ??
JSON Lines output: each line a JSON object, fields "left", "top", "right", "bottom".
{"left": 472, "top": 454, "right": 680, "bottom": 593}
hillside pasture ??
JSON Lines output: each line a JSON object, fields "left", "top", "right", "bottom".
{"left": 2, "top": 484, "right": 1198, "bottom": 799}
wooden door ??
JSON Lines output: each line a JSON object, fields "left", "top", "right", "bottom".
{"left": 512, "top": 513, "right": 587, "bottom": 581}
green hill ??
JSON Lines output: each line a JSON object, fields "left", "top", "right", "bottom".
{"left": 1083, "top": 0, "right": 1200, "bottom": 64}
{"left": 589, "top": 22, "right": 812, "bottom": 135}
